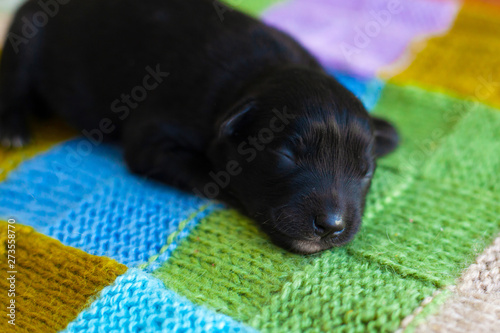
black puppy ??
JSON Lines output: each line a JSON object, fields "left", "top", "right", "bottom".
{"left": 0, "top": 0, "right": 399, "bottom": 253}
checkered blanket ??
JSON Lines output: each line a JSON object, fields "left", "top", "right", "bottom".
{"left": 1, "top": 1, "right": 499, "bottom": 332}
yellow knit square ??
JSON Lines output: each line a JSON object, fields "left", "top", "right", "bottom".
{"left": 388, "top": 2, "right": 500, "bottom": 109}
{"left": 0, "top": 220, "right": 127, "bottom": 332}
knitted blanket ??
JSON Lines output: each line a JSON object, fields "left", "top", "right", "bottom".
{"left": 1, "top": 0, "right": 499, "bottom": 332}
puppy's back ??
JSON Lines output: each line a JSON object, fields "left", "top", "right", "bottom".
{"left": 15, "top": 0, "right": 318, "bottom": 136}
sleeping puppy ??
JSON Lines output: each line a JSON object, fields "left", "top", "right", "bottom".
{"left": 0, "top": 0, "right": 399, "bottom": 253}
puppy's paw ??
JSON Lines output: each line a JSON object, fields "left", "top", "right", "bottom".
{"left": 0, "top": 119, "right": 30, "bottom": 149}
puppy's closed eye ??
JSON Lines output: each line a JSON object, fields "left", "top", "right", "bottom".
{"left": 356, "top": 159, "right": 374, "bottom": 182}
{"left": 269, "top": 147, "right": 296, "bottom": 169}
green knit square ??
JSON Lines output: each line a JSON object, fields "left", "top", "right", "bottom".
{"left": 421, "top": 104, "right": 500, "bottom": 192}
{"left": 371, "top": 84, "right": 471, "bottom": 172}
{"left": 365, "top": 85, "right": 473, "bottom": 221}
{"left": 251, "top": 248, "right": 436, "bottom": 333}
{"left": 348, "top": 179, "right": 500, "bottom": 286}
{"left": 153, "top": 209, "right": 437, "bottom": 332}
{"left": 152, "top": 209, "right": 313, "bottom": 322}
{"left": 354, "top": 90, "right": 500, "bottom": 286}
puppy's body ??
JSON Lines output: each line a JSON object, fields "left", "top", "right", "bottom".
{"left": 0, "top": 0, "right": 399, "bottom": 253}
{"left": 3, "top": 0, "right": 318, "bottom": 138}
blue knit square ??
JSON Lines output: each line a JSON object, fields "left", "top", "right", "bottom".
{"left": 0, "top": 139, "right": 212, "bottom": 266}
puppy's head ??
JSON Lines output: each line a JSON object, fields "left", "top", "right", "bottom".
{"left": 209, "top": 68, "right": 399, "bottom": 254}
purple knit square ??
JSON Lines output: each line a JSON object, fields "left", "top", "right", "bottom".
{"left": 263, "top": 0, "right": 460, "bottom": 77}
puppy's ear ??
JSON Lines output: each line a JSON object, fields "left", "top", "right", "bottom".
{"left": 219, "top": 101, "right": 255, "bottom": 138}
{"left": 371, "top": 116, "right": 399, "bottom": 158}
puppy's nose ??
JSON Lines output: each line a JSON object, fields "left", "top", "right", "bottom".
{"left": 313, "top": 214, "right": 345, "bottom": 238}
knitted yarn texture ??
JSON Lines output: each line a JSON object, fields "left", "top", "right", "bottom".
{"left": 0, "top": 221, "right": 126, "bottom": 332}
{"left": 413, "top": 236, "right": 500, "bottom": 333}
{"left": 63, "top": 269, "right": 256, "bottom": 333}
{"left": 391, "top": 1, "right": 500, "bottom": 109}
{"left": 0, "top": 0, "right": 500, "bottom": 332}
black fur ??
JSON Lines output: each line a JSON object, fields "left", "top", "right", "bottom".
{"left": 0, "top": 0, "right": 399, "bottom": 253}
